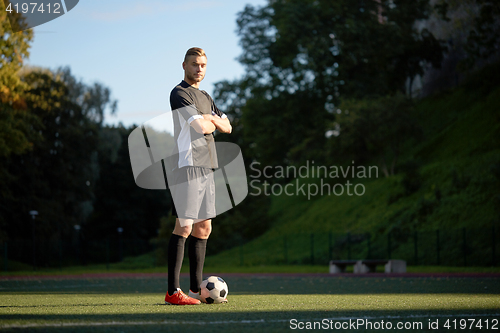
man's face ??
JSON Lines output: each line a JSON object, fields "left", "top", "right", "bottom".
{"left": 183, "top": 55, "right": 207, "bottom": 85}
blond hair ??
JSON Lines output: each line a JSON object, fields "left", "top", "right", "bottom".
{"left": 184, "top": 47, "right": 206, "bottom": 63}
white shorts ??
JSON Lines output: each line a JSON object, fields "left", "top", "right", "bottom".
{"left": 169, "top": 166, "right": 216, "bottom": 220}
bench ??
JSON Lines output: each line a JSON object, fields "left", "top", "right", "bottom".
{"left": 384, "top": 259, "right": 406, "bottom": 273}
{"left": 354, "top": 259, "right": 407, "bottom": 273}
{"left": 329, "top": 259, "right": 406, "bottom": 274}
{"left": 354, "top": 259, "right": 388, "bottom": 273}
{"left": 329, "top": 260, "right": 358, "bottom": 273}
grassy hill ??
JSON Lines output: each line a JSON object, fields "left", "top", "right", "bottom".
{"left": 206, "top": 63, "right": 500, "bottom": 268}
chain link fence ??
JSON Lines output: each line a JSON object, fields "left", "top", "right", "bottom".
{"left": 233, "top": 226, "right": 499, "bottom": 267}
{"left": 1, "top": 226, "right": 498, "bottom": 271}
{"left": 1, "top": 238, "right": 154, "bottom": 271}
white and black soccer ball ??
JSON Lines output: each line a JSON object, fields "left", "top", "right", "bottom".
{"left": 200, "top": 276, "right": 228, "bottom": 304}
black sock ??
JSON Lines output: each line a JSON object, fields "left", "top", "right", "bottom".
{"left": 188, "top": 236, "right": 207, "bottom": 293}
{"left": 167, "top": 234, "right": 186, "bottom": 295}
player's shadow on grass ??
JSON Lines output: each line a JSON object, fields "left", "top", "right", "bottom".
{"left": 1, "top": 309, "right": 499, "bottom": 333}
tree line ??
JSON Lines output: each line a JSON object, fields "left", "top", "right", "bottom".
{"left": 0, "top": 3, "right": 171, "bottom": 258}
{"left": 214, "top": 0, "right": 498, "bottom": 171}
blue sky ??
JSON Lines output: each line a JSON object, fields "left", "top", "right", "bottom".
{"left": 26, "top": 0, "right": 267, "bottom": 128}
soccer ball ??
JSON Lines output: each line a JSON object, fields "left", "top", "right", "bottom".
{"left": 200, "top": 276, "right": 228, "bottom": 304}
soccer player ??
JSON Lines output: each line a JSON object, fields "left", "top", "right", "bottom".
{"left": 164, "top": 47, "right": 232, "bottom": 305}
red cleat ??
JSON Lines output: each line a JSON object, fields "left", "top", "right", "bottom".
{"left": 165, "top": 289, "right": 201, "bottom": 305}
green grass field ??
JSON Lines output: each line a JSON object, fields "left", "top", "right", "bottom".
{"left": 1, "top": 273, "right": 499, "bottom": 332}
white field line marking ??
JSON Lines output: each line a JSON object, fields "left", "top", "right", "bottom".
{"left": 2, "top": 313, "right": 499, "bottom": 328}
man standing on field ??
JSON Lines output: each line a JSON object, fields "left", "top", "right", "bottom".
{"left": 164, "top": 47, "right": 232, "bottom": 305}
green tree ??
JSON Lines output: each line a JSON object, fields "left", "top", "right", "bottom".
{"left": 2, "top": 69, "right": 100, "bottom": 246}
{"left": 0, "top": 0, "right": 35, "bottom": 159}
{"left": 215, "top": 0, "right": 444, "bottom": 167}
{"left": 331, "top": 94, "right": 421, "bottom": 177}
{"left": 236, "top": 0, "right": 444, "bottom": 98}
{"left": 0, "top": 67, "right": 119, "bottom": 260}
{"left": 56, "top": 67, "right": 118, "bottom": 126}
{"left": 0, "top": 2, "right": 37, "bottom": 242}
{"left": 86, "top": 125, "right": 172, "bottom": 243}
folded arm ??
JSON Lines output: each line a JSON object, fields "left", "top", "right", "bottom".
{"left": 190, "top": 117, "right": 216, "bottom": 134}
{"left": 203, "top": 114, "right": 232, "bottom": 134}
